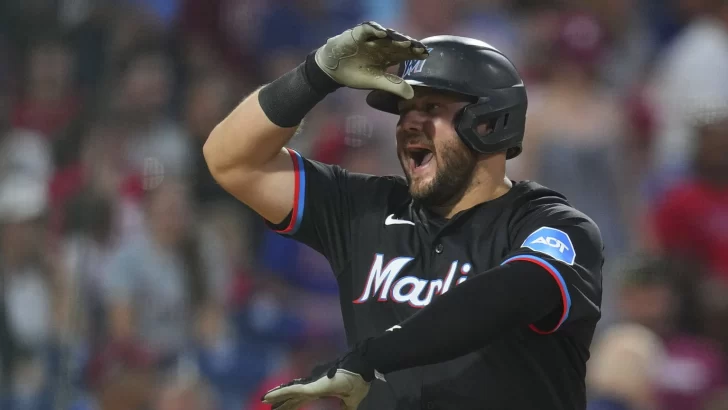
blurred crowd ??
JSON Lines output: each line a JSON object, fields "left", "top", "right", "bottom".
{"left": 0, "top": 0, "right": 726, "bottom": 409}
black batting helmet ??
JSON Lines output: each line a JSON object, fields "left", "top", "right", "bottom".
{"left": 366, "top": 35, "right": 527, "bottom": 159}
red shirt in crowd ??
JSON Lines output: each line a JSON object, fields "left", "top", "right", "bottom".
{"left": 653, "top": 180, "right": 728, "bottom": 281}
{"left": 12, "top": 94, "right": 81, "bottom": 137}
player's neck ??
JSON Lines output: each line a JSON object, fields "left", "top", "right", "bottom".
{"left": 431, "top": 170, "right": 513, "bottom": 219}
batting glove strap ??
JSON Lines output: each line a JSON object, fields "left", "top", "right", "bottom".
{"left": 326, "top": 340, "right": 382, "bottom": 383}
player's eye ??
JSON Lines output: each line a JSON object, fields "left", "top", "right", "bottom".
{"left": 397, "top": 103, "right": 412, "bottom": 115}
{"left": 424, "top": 103, "right": 441, "bottom": 113}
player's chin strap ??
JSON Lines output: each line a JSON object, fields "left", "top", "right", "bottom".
{"left": 261, "top": 339, "right": 384, "bottom": 410}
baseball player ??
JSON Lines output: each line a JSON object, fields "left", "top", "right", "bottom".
{"left": 204, "top": 22, "right": 604, "bottom": 410}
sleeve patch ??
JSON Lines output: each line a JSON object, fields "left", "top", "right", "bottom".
{"left": 521, "top": 227, "right": 576, "bottom": 265}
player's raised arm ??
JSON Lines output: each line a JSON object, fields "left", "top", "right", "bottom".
{"left": 203, "top": 22, "right": 428, "bottom": 225}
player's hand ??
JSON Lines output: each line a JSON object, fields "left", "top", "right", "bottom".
{"left": 261, "top": 341, "right": 382, "bottom": 410}
{"left": 315, "top": 21, "right": 429, "bottom": 99}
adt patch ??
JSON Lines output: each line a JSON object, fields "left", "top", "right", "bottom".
{"left": 522, "top": 227, "right": 576, "bottom": 265}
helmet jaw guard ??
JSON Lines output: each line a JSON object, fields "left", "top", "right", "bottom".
{"left": 366, "top": 35, "right": 528, "bottom": 159}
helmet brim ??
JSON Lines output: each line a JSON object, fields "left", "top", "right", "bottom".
{"left": 365, "top": 81, "right": 429, "bottom": 115}
{"left": 366, "top": 81, "right": 481, "bottom": 115}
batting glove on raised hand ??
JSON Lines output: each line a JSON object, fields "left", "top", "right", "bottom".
{"left": 261, "top": 340, "right": 383, "bottom": 410}
{"left": 315, "top": 21, "right": 429, "bottom": 100}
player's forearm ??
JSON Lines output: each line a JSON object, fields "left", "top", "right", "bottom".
{"left": 204, "top": 51, "right": 341, "bottom": 174}
{"left": 362, "top": 261, "right": 562, "bottom": 374}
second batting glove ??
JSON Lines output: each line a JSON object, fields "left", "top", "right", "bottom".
{"left": 261, "top": 339, "right": 383, "bottom": 410}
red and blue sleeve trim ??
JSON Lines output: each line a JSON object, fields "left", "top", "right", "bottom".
{"left": 501, "top": 255, "right": 572, "bottom": 334}
{"left": 275, "top": 148, "right": 306, "bottom": 235}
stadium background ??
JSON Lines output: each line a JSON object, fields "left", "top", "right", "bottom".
{"left": 0, "top": 0, "right": 727, "bottom": 409}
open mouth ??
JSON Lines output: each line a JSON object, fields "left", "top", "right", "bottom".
{"left": 407, "top": 146, "right": 434, "bottom": 171}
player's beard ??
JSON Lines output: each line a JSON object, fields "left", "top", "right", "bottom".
{"left": 403, "top": 141, "right": 478, "bottom": 208}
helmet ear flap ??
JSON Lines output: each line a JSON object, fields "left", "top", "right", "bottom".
{"left": 454, "top": 89, "right": 527, "bottom": 159}
{"left": 453, "top": 100, "right": 498, "bottom": 138}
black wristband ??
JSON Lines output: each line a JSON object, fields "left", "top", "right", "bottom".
{"left": 304, "top": 50, "right": 342, "bottom": 94}
{"left": 258, "top": 50, "right": 342, "bottom": 128}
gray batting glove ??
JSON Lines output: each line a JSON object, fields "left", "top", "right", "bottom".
{"left": 261, "top": 340, "right": 382, "bottom": 410}
{"left": 315, "top": 21, "right": 429, "bottom": 100}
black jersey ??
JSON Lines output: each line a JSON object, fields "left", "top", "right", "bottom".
{"left": 268, "top": 148, "right": 604, "bottom": 410}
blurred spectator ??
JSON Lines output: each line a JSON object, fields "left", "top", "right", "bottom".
{"left": 617, "top": 256, "right": 726, "bottom": 410}
{"left": 184, "top": 71, "right": 241, "bottom": 206}
{"left": 0, "top": 49, "right": 11, "bottom": 122}
{"left": 257, "top": 0, "right": 362, "bottom": 69}
{"left": 700, "top": 277, "right": 728, "bottom": 363}
{"left": 0, "top": 173, "right": 62, "bottom": 405}
{"left": 195, "top": 204, "right": 319, "bottom": 408}
{"left": 60, "top": 191, "right": 118, "bottom": 348}
{"left": 363, "top": 0, "right": 403, "bottom": 27}
{"left": 12, "top": 34, "right": 81, "bottom": 138}
{"left": 101, "top": 181, "right": 226, "bottom": 367}
{"left": 652, "top": 116, "right": 728, "bottom": 281}
{"left": 589, "top": 0, "right": 657, "bottom": 94}
{"left": 646, "top": 0, "right": 728, "bottom": 190}
{"left": 0, "top": 128, "right": 53, "bottom": 185}
{"left": 587, "top": 323, "right": 666, "bottom": 410}
{"left": 176, "top": 0, "right": 264, "bottom": 80}
{"left": 64, "top": 3, "right": 168, "bottom": 95}
{"left": 71, "top": 341, "right": 158, "bottom": 410}
{"left": 392, "top": 0, "right": 459, "bottom": 40}
{"left": 197, "top": 202, "right": 255, "bottom": 297}
{"left": 121, "top": 0, "right": 183, "bottom": 30}
{"left": 108, "top": 41, "right": 191, "bottom": 179}
{"left": 0, "top": 40, "right": 53, "bottom": 185}
{"left": 245, "top": 334, "right": 344, "bottom": 410}
{"left": 1, "top": 1, "right": 60, "bottom": 48}
{"left": 194, "top": 301, "right": 264, "bottom": 410}
{"left": 703, "top": 389, "right": 728, "bottom": 410}
{"left": 155, "top": 376, "right": 217, "bottom": 410}
{"left": 457, "top": 0, "right": 522, "bottom": 67}
{"left": 509, "top": 12, "right": 630, "bottom": 326}
{"left": 193, "top": 199, "right": 262, "bottom": 410}
{"left": 514, "top": 4, "right": 562, "bottom": 84}
{"left": 106, "top": 5, "right": 170, "bottom": 68}
{"left": 48, "top": 117, "right": 144, "bottom": 241}
{"left": 510, "top": 12, "right": 630, "bottom": 250}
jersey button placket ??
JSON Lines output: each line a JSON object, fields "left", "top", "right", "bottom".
{"left": 434, "top": 243, "right": 444, "bottom": 254}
